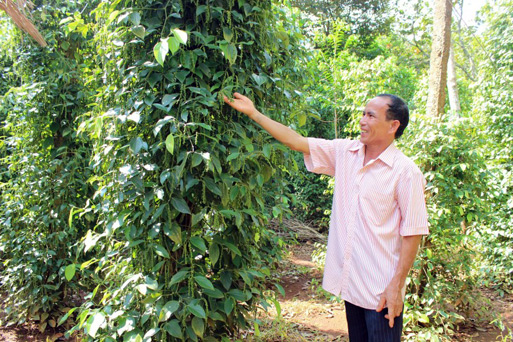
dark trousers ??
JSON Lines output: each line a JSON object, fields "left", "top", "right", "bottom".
{"left": 345, "top": 301, "right": 403, "bottom": 342}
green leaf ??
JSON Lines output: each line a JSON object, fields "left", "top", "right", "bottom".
{"left": 203, "top": 287, "right": 224, "bottom": 299}
{"left": 298, "top": 113, "right": 307, "bottom": 127}
{"left": 224, "top": 298, "right": 234, "bottom": 315}
{"left": 144, "top": 328, "right": 160, "bottom": 339}
{"left": 188, "top": 303, "right": 206, "bottom": 319}
{"left": 238, "top": 270, "right": 252, "bottom": 285}
{"left": 223, "top": 27, "right": 233, "bottom": 42}
{"left": 164, "top": 222, "right": 182, "bottom": 245}
{"left": 194, "top": 275, "right": 214, "bottom": 290}
{"left": 219, "top": 42, "right": 237, "bottom": 65}
{"left": 426, "top": 248, "right": 433, "bottom": 259}
{"left": 251, "top": 73, "right": 266, "bottom": 86}
{"left": 154, "top": 244, "right": 170, "bottom": 258}
{"left": 162, "top": 94, "right": 178, "bottom": 107}
{"left": 187, "top": 178, "right": 200, "bottom": 191}
{"left": 58, "top": 308, "right": 78, "bottom": 327}
{"left": 176, "top": 70, "right": 190, "bottom": 83}
{"left": 154, "top": 39, "right": 169, "bottom": 67}
{"left": 152, "top": 261, "right": 165, "bottom": 273}
{"left": 263, "top": 144, "right": 271, "bottom": 158}
{"left": 222, "top": 241, "right": 241, "bottom": 256}
{"left": 165, "top": 134, "right": 174, "bottom": 154}
{"left": 65, "top": 264, "right": 76, "bottom": 281}
{"left": 272, "top": 206, "right": 281, "bottom": 218}
{"left": 273, "top": 299, "right": 282, "bottom": 318}
{"left": 159, "top": 301, "right": 180, "bottom": 322}
{"left": 129, "top": 11, "right": 141, "bottom": 24}
{"left": 226, "top": 152, "right": 239, "bottom": 162}
{"left": 127, "top": 111, "right": 141, "bottom": 123}
{"left": 173, "top": 28, "right": 188, "bottom": 45}
{"left": 192, "top": 210, "right": 205, "bottom": 226}
{"left": 123, "top": 330, "right": 143, "bottom": 342}
{"left": 211, "top": 155, "right": 222, "bottom": 173}
{"left": 169, "top": 37, "right": 180, "bottom": 55}
{"left": 154, "top": 103, "right": 171, "bottom": 113}
{"left": 254, "top": 322, "right": 260, "bottom": 337}
{"left": 196, "top": 5, "right": 206, "bottom": 16}
{"left": 418, "top": 313, "right": 430, "bottom": 323}
{"left": 170, "top": 269, "right": 189, "bottom": 286}
{"left": 209, "top": 243, "right": 220, "bottom": 265}
{"left": 107, "top": 10, "right": 120, "bottom": 25}
{"left": 130, "top": 137, "right": 147, "bottom": 154}
{"left": 132, "top": 25, "right": 146, "bottom": 38}
{"left": 228, "top": 288, "right": 247, "bottom": 301}
{"left": 275, "top": 283, "right": 285, "bottom": 296}
{"left": 467, "top": 213, "right": 473, "bottom": 222}
{"left": 220, "top": 271, "right": 232, "bottom": 290}
{"left": 154, "top": 116, "right": 174, "bottom": 136}
{"left": 208, "top": 311, "right": 225, "bottom": 322}
{"left": 204, "top": 178, "right": 222, "bottom": 196}
{"left": 191, "top": 317, "right": 205, "bottom": 337}
{"left": 86, "top": 311, "right": 106, "bottom": 338}
{"left": 171, "top": 197, "right": 190, "bottom": 214}
{"left": 136, "top": 284, "right": 148, "bottom": 295}
{"left": 163, "top": 320, "right": 183, "bottom": 338}
{"left": 220, "top": 209, "right": 237, "bottom": 218}
{"left": 230, "top": 186, "right": 239, "bottom": 201}
{"left": 191, "top": 153, "right": 203, "bottom": 167}
{"left": 190, "top": 236, "right": 207, "bottom": 253}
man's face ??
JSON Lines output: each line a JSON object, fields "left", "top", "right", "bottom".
{"left": 359, "top": 97, "right": 398, "bottom": 148}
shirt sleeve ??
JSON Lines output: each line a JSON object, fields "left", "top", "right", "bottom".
{"left": 397, "top": 165, "right": 429, "bottom": 236}
{"left": 303, "top": 138, "right": 338, "bottom": 176}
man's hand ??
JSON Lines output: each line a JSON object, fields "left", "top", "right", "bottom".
{"left": 376, "top": 281, "right": 403, "bottom": 328}
{"left": 222, "top": 91, "right": 310, "bottom": 153}
{"left": 223, "top": 92, "right": 258, "bottom": 119}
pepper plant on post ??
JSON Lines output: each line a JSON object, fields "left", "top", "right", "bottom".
{"left": 68, "top": 0, "right": 307, "bottom": 340}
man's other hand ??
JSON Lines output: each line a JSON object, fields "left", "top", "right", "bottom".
{"left": 376, "top": 282, "right": 403, "bottom": 328}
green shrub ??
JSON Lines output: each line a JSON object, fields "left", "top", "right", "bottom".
{"left": 399, "top": 116, "right": 492, "bottom": 339}
{"left": 470, "top": 0, "right": 513, "bottom": 291}
{"left": 0, "top": 4, "right": 95, "bottom": 328}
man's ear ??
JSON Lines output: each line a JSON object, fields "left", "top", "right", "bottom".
{"left": 389, "top": 120, "right": 400, "bottom": 135}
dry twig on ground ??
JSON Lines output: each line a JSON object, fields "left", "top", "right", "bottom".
{"left": 270, "top": 218, "right": 327, "bottom": 242}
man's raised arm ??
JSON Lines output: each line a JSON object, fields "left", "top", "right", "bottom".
{"left": 223, "top": 92, "right": 310, "bottom": 154}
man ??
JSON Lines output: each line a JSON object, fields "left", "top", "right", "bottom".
{"left": 224, "top": 92, "right": 428, "bottom": 341}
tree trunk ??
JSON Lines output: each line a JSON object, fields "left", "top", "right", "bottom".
{"left": 426, "top": 0, "right": 452, "bottom": 117}
{"left": 447, "top": 43, "right": 461, "bottom": 117}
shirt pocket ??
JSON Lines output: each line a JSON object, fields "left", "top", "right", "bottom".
{"left": 360, "top": 188, "right": 397, "bottom": 228}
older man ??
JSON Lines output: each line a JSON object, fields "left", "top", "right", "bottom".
{"left": 224, "top": 93, "right": 428, "bottom": 341}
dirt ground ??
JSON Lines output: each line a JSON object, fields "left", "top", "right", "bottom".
{"left": 0, "top": 323, "right": 68, "bottom": 342}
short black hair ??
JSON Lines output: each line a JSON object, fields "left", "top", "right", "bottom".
{"left": 377, "top": 94, "right": 409, "bottom": 139}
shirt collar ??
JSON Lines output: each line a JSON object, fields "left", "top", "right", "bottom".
{"left": 349, "top": 141, "right": 398, "bottom": 167}
{"left": 378, "top": 142, "right": 398, "bottom": 167}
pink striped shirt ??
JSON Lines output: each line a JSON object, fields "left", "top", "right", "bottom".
{"left": 304, "top": 138, "right": 429, "bottom": 310}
